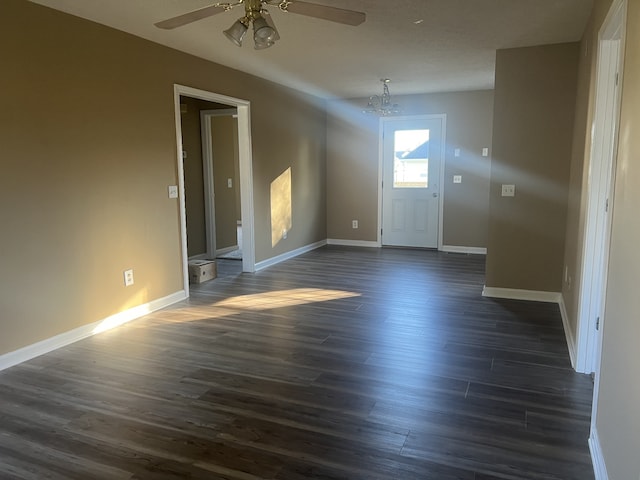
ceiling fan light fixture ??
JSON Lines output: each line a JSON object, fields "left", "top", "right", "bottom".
{"left": 253, "top": 15, "right": 277, "bottom": 45}
{"left": 223, "top": 17, "right": 249, "bottom": 47}
{"left": 155, "top": 1, "right": 366, "bottom": 51}
{"left": 261, "top": 10, "right": 281, "bottom": 41}
{"left": 254, "top": 39, "right": 276, "bottom": 50}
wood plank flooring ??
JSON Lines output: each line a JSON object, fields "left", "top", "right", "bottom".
{"left": 0, "top": 247, "right": 595, "bottom": 479}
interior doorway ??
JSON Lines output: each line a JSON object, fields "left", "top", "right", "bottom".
{"left": 380, "top": 116, "right": 445, "bottom": 248}
{"left": 200, "top": 109, "right": 243, "bottom": 261}
{"left": 575, "top": 0, "right": 626, "bottom": 375}
{"left": 173, "top": 85, "right": 255, "bottom": 294}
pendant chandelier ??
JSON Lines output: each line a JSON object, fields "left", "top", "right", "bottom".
{"left": 364, "top": 78, "right": 401, "bottom": 116}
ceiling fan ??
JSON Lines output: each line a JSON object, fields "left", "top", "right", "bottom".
{"left": 155, "top": 0, "right": 366, "bottom": 49}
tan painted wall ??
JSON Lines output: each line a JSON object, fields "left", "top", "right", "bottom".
{"left": 211, "top": 115, "right": 240, "bottom": 250}
{"left": 326, "top": 90, "right": 494, "bottom": 247}
{"left": 485, "top": 43, "right": 579, "bottom": 292}
{"left": 0, "top": 0, "right": 326, "bottom": 355}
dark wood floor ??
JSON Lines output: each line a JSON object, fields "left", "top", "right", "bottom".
{"left": 0, "top": 247, "right": 595, "bottom": 479}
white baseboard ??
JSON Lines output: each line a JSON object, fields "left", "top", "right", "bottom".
{"left": 215, "top": 245, "right": 239, "bottom": 256}
{"left": 326, "top": 239, "right": 380, "bottom": 248}
{"left": 482, "top": 286, "right": 562, "bottom": 303}
{"left": 558, "top": 294, "right": 577, "bottom": 369}
{"left": 589, "top": 427, "right": 609, "bottom": 480}
{"left": 441, "top": 245, "right": 487, "bottom": 255}
{"left": 484, "top": 287, "right": 578, "bottom": 371}
{"left": 0, "top": 290, "right": 187, "bottom": 372}
{"left": 255, "top": 240, "right": 327, "bottom": 271}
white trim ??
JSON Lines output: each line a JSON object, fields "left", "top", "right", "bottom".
{"left": 200, "top": 111, "right": 215, "bottom": 259}
{"left": 200, "top": 108, "right": 239, "bottom": 260}
{"left": 589, "top": 427, "right": 609, "bottom": 480}
{"left": 441, "top": 245, "right": 487, "bottom": 255}
{"left": 377, "top": 114, "right": 447, "bottom": 250}
{"left": 586, "top": 5, "right": 627, "bottom": 476}
{"left": 173, "top": 88, "right": 190, "bottom": 294}
{"left": 188, "top": 253, "right": 210, "bottom": 261}
{"left": 200, "top": 110, "right": 216, "bottom": 259}
{"left": 237, "top": 102, "right": 256, "bottom": 273}
{"left": 575, "top": 0, "right": 627, "bottom": 375}
{"left": 327, "top": 239, "right": 381, "bottom": 248}
{"left": 0, "top": 290, "right": 186, "bottom": 372}
{"left": 377, "top": 122, "right": 384, "bottom": 246}
{"left": 174, "top": 85, "right": 255, "bottom": 277}
{"left": 482, "top": 286, "right": 561, "bottom": 303}
{"left": 216, "top": 245, "right": 239, "bottom": 256}
{"left": 558, "top": 294, "right": 577, "bottom": 369}
{"left": 482, "top": 289, "right": 577, "bottom": 369}
{"left": 437, "top": 118, "right": 447, "bottom": 250}
{"left": 255, "top": 240, "right": 326, "bottom": 271}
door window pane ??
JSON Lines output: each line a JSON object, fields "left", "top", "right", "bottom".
{"left": 393, "top": 129, "right": 430, "bottom": 188}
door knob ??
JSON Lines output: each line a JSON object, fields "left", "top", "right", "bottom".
{"left": 433, "top": 193, "right": 439, "bottom": 198}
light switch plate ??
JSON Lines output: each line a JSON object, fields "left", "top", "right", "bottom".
{"left": 453, "top": 175, "right": 462, "bottom": 184}
{"left": 168, "top": 185, "right": 178, "bottom": 198}
{"left": 227, "top": 178, "right": 233, "bottom": 188}
{"left": 454, "top": 148, "right": 461, "bottom": 157}
{"left": 501, "top": 184, "right": 515, "bottom": 197}
{"left": 482, "top": 148, "right": 489, "bottom": 157}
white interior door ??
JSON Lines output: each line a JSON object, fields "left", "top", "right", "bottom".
{"left": 382, "top": 117, "right": 443, "bottom": 248}
{"left": 576, "top": 0, "right": 625, "bottom": 375}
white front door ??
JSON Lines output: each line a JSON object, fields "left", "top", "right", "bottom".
{"left": 382, "top": 117, "right": 443, "bottom": 248}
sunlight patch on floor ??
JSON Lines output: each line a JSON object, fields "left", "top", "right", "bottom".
{"left": 153, "top": 288, "right": 361, "bottom": 325}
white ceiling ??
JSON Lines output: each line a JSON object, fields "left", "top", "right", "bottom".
{"left": 28, "top": 0, "right": 593, "bottom": 99}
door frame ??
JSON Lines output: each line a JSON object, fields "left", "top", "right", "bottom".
{"left": 200, "top": 108, "right": 239, "bottom": 259}
{"left": 575, "top": 0, "right": 626, "bottom": 375}
{"left": 377, "top": 114, "right": 447, "bottom": 248}
{"left": 582, "top": 0, "right": 627, "bottom": 476}
{"left": 173, "top": 84, "right": 256, "bottom": 295}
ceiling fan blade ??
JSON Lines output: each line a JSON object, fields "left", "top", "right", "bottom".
{"left": 284, "top": 1, "right": 366, "bottom": 26}
{"left": 154, "top": 4, "right": 228, "bottom": 30}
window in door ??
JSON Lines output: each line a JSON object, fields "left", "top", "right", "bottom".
{"left": 393, "top": 129, "right": 430, "bottom": 189}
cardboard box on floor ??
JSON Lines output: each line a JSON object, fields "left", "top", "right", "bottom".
{"left": 188, "top": 260, "right": 217, "bottom": 284}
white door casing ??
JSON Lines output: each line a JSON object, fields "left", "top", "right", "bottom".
{"left": 582, "top": 1, "right": 627, "bottom": 479}
{"left": 200, "top": 108, "right": 238, "bottom": 260}
{"left": 173, "top": 85, "right": 255, "bottom": 295}
{"left": 576, "top": 0, "right": 626, "bottom": 375}
{"left": 381, "top": 116, "right": 445, "bottom": 248}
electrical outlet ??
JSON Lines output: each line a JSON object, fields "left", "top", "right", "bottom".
{"left": 227, "top": 178, "right": 233, "bottom": 188}
{"left": 453, "top": 175, "right": 462, "bottom": 184}
{"left": 282, "top": 229, "right": 287, "bottom": 239}
{"left": 123, "top": 269, "right": 134, "bottom": 287}
{"left": 352, "top": 220, "right": 359, "bottom": 229}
